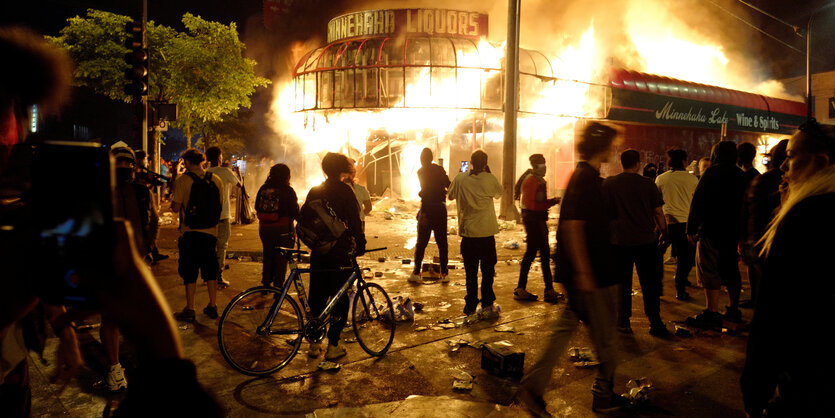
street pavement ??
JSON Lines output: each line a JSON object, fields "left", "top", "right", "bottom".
{"left": 29, "top": 200, "right": 751, "bottom": 417}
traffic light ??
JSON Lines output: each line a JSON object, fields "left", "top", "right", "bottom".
{"left": 123, "top": 20, "right": 148, "bottom": 97}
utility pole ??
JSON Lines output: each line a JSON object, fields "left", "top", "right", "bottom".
{"left": 500, "top": 0, "right": 521, "bottom": 222}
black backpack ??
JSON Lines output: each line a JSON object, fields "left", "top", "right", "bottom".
{"left": 184, "top": 172, "right": 222, "bottom": 229}
{"left": 296, "top": 186, "right": 346, "bottom": 254}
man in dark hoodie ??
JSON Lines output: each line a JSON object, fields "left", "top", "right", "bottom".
{"left": 686, "top": 141, "right": 746, "bottom": 328}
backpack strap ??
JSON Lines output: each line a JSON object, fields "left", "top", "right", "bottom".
{"left": 184, "top": 171, "right": 200, "bottom": 182}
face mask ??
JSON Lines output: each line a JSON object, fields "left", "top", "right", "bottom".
{"left": 116, "top": 167, "right": 135, "bottom": 183}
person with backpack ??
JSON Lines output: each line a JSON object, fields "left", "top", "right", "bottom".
{"left": 170, "top": 149, "right": 224, "bottom": 322}
{"left": 255, "top": 163, "right": 299, "bottom": 288}
{"left": 299, "top": 152, "right": 365, "bottom": 361}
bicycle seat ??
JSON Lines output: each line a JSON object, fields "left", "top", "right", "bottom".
{"left": 276, "top": 247, "right": 309, "bottom": 255}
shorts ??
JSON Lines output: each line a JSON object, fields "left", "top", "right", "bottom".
{"left": 696, "top": 236, "right": 741, "bottom": 290}
{"left": 178, "top": 232, "right": 218, "bottom": 284}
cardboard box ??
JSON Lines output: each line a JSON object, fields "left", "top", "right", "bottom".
{"left": 481, "top": 340, "right": 524, "bottom": 379}
{"left": 421, "top": 263, "right": 441, "bottom": 279}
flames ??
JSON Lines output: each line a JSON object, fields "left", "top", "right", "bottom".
{"left": 268, "top": 3, "right": 793, "bottom": 200}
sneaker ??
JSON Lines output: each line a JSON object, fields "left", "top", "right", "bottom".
{"left": 463, "top": 304, "right": 478, "bottom": 316}
{"left": 308, "top": 342, "right": 322, "bottom": 358}
{"left": 664, "top": 256, "right": 678, "bottom": 265}
{"left": 543, "top": 289, "right": 564, "bottom": 304}
{"left": 514, "top": 288, "right": 538, "bottom": 301}
{"left": 440, "top": 273, "right": 450, "bottom": 283}
{"left": 478, "top": 304, "right": 501, "bottom": 319}
{"left": 514, "top": 386, "right": 549, "bottom": 418}
{"left": 592, "top": 393, "right": 629, "bottom": 412}
{"left": 203, "top": 305, "right": 218, "bottom": 320}
{"left": 325, "top": 344, "right": 347, "bottom": 360}
{"left": 173, "top": 308, "right": 195, "bottom": 322}
{"left": 649, "top": 323, "right": 671, "bottom": 337}
{"left": 723, "top": 306, "right": 743, "bottom": 323}
{"left": 676, "top": 291, "right": 693, "bottom": 301}
{"left": 688, "top": 310, "right": 723, "bottom": 329}
{"left": 106, "top": 364, "right": 127, "bottom": 392}
{"left": 407, "top": 273, "right": 422, "bottom": 283}
{"left": 217, "top": 278, "right": 231, "bottom": 289}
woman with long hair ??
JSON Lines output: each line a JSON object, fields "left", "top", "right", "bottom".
{"left": 255, "top": 164, "right": 299, "bottom": 287}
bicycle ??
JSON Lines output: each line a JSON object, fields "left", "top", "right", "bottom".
{"left": 217, "top": 247, "right": 395, "bottom": 376}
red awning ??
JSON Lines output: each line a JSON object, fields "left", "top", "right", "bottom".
{"left": 609, "top": 68, "right": 807, "bottom": 118}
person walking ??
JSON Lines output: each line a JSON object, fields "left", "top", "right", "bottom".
{"left": 655, "top": 148, "right": 699, "bottom": 300}
{"left": 518, "top": 122, "right": 627, "bottom": 415}
{"left": 514, "top": 154, "right": 560, "bottom": 302}
{"left": 741, "top": 120, "right": 835, "bottom": 417}
{"left": 448, "top": 149, "right": 503, "bottom": 316}
{"left": 603, "top": 149, "right": 669, "bottom": 336}
{"left": 739, "top": 140, "right": 788, "bottom": 308}
{"left": 409, "top": 148, "right": 451, "bottom": 283}
{"left": 686, "top": 141, "right": 746, "bottom": 328}
{"left": 171, "top": 149, "right": 223, "bottom": 322}
{"left": 205, "top": 146, "right": 241, "bottom": 288}
{"left": 304, "top": 153, "right": 366, "bottom": 360}
{"left": 255, "top": 163, "right": 299, "bottom": 288}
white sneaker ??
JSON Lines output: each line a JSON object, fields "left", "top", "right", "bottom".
{"left": 408, "top": 273, "right": 422, "bottom": 283}
{"left": 106, "top": 363, "right": 127, "bottom": 391}
{"left": 440, "top": 273, "right": 450, "bottom": 283}
{"left": 308, "top": 342, "right": 322, "bottom": 358}
{"left": 325, "top": 344, "right": 347, "bottom": 360}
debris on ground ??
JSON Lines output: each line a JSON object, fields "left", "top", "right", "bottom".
{"left": 414, "top": 326, "right": 429, "bottom": 332}
{"left": 674, "top": 325, "right": 693, "bottom": 338}
{"left": 452, "top": 369, "right": 475, "bottom": 391}
{"left": 494, "top": 325, "right": 516, "bottom": 333}
{"left": 318, "top": 361, "right": 341, "bottom": 371}
{"left": 622, "top": 377, "right": 653, "bottom": 405}
{"left": 481, "top": 340, "right": 525, "bottom": 379}
{"left": 384, "top": 296, "right": 415, "bottom": 322}
{"left": 374, "top": 271, "right": 384, "bottom": 277}
{"left": 413, "top": 301, "right": 424, "bottom": 312}
{"left": 502, "top": 240, "right": 520, "bottom": 250}
{"left": 401, "top": 259, "right": 412, "bottom": 264}
{"left": 343, "top": 338, "right": 357, "bottom": 343}
{"left": 237, "top": 255, "right": 252, "bottom": 262}
{"left": 378, "top": 257, "right": 386, "bottom": 262}
{"left": 498, "top": 220, "right": 517, "bottom": 231}
{"left": 568, "top": 347, "right": 600, "bottom": 368}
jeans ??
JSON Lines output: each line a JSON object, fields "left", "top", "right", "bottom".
{"left": 216, "top": 219, "right": 231, "bottom": 278}
{"left": 308, "top": 252, "right": 352, "bottom": 345}
{"left": 412, "top": 205, "right": 448, "bottom": 275}
{"left": 522, "top": 285, "right": 620, "bottom": 398}
{"left": 517, "top": 212, "right": 553, "bottom": 290}
{"left": 613, "top": 243, "right": 664, "bottom": 327}
{"left": 460, "top": 236, "right": 497, "bottom": 309}
{"left": 669, "top": 222, "right": 695, "bottom": 292}
{"left": 259, "top": 225, "right": 294, "bottom": 287}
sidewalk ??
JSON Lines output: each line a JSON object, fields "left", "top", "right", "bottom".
{"left": 29, "top": 207, "right": 750, "bottom": 417}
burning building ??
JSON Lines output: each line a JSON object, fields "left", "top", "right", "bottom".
{"left": 276, "top": 6, "right": 807, "bottom": 198}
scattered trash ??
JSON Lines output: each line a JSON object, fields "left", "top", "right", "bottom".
{"left": 384, "top": 212, "right": 394, "bottom": 220}
{"left": 568, "top": 347, "right": 599, "bottom": 368}
{"left": 343, "top": 338, "right": 357, "bottom": 343}
{"left": 622, "top": 377, "right": 653, "bottom": 405}
{"left": 439, "top": 323, "right": 455, "bottom": 329}
{"left": 446, "top": 339, "right": 468, "bottom": 352}
{"left": 494, "top": 325, "right": 516, "bottom": 333}
{"left": 502, "top": 240, "right": 520, "bottom": 250}
{"left": 437, "top": 302, "right": 452, "bottom": 310}
{"left": 674, "top": 325, "right": 693, "bottom": 338}
{"left": 413, "top": 301, "right": 424, "bottom": 312}
{"left": 241, "top": 306, "right": 254, "bottom": 311}
{"left": 421, "top": 263, "right": 442, "bottom": 279}
{"left": 414, "top": 326, "right": 429, "bottom": 332}
{"left": 177, "top": 323, "right": 189, "bottom": 330}
{"left": 374, "top": 271, "right": 384, "bottom": 277}
{"left": 362, "top": 268, "right": 373, "bottom": 279}
{"left": 498, "top": 220, "right": 517, "bottom": 231}
{"left": 481, "top": 340, "right": 525, "bottom": 379}
{"left": 237, "top": 256, "right": 252, "bottom": 262}
{"left": 382, "top": 296, "right": 415, "bottom": 322}
{"left": 318, "top": 361, "right": 341, "bottom": 371}
{"left": 448, "top": 226, "right": 458, "bottom": 235}
{"left": 378, "top": 257, "right": 386, "bottom": 262}
{"left": 452, "top": 379, "right": 473, "bottom": 391}
{"left": 401, "top": 259, "right": 412, "bottom": 264}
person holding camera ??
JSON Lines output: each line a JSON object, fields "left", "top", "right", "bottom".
{"left": 170, "top": 149, "right": 224, "bottom": 322}
{"left": 448, "top": 149, "right": 503, "bottom": 317}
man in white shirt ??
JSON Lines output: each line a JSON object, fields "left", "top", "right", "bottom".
{"left": 655, "top": 148, "right": 699, "bottom": 300}
{"left": 205, "top": 146, "right": 241, "bottom": 288}
{"left": 448, "top": 150, "right": 503, "bottom": 316}
{"left": 345, "top": 158, "right": 372, "bottom": 230}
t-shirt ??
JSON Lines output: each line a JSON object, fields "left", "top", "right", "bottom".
{"left": 207, "top": 166, "right": 240, "bottom": 220}
{"left": 603, "top": 172, "right": 664, "bottom": 246}
{"left": 554, "top": 162, "right": 615, "bottom": 287}
{"left": 448, "top": 171, "right": 503, "bottom": 238}
{"left": 418, "top": 163, "right": 451, "bottom": 208}
{"left": 655, "top": 169, "right": 698, "bottom": 223}
{"left": 687, "top": 163, "right": 746, "bottom": 242}
{"left": 171, "top": 168, "right": 224, "bottom": 236}
{"left": 352, "top": 183, "right": 371, "bottom": 221}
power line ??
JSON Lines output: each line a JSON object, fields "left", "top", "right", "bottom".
{"left": 706, "top": 0, "right": 804, "bottom": 54}
{"left": 735, "top": 0, "right": 803, "bottom": 36}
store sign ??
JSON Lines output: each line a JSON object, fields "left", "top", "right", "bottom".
{"left": 608, "top": 89, "right": 806, "bottom": 135}
{"left": 327, "top": 9, "right": 489, "bottom": 43}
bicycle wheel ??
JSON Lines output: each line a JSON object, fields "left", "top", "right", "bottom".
{"left": 352, "top": 282, "right": 395, "bottom": 356}
{"left": 218, "top": 287, "right": 304, "bottom": 376}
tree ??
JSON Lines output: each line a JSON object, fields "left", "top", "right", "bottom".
{"left": 48, "top": 9, "right": 270, "bottom": 143}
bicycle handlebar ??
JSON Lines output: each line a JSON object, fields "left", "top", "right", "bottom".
{"left": 364, "top": 247, "right": 387, "bottom": 253}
